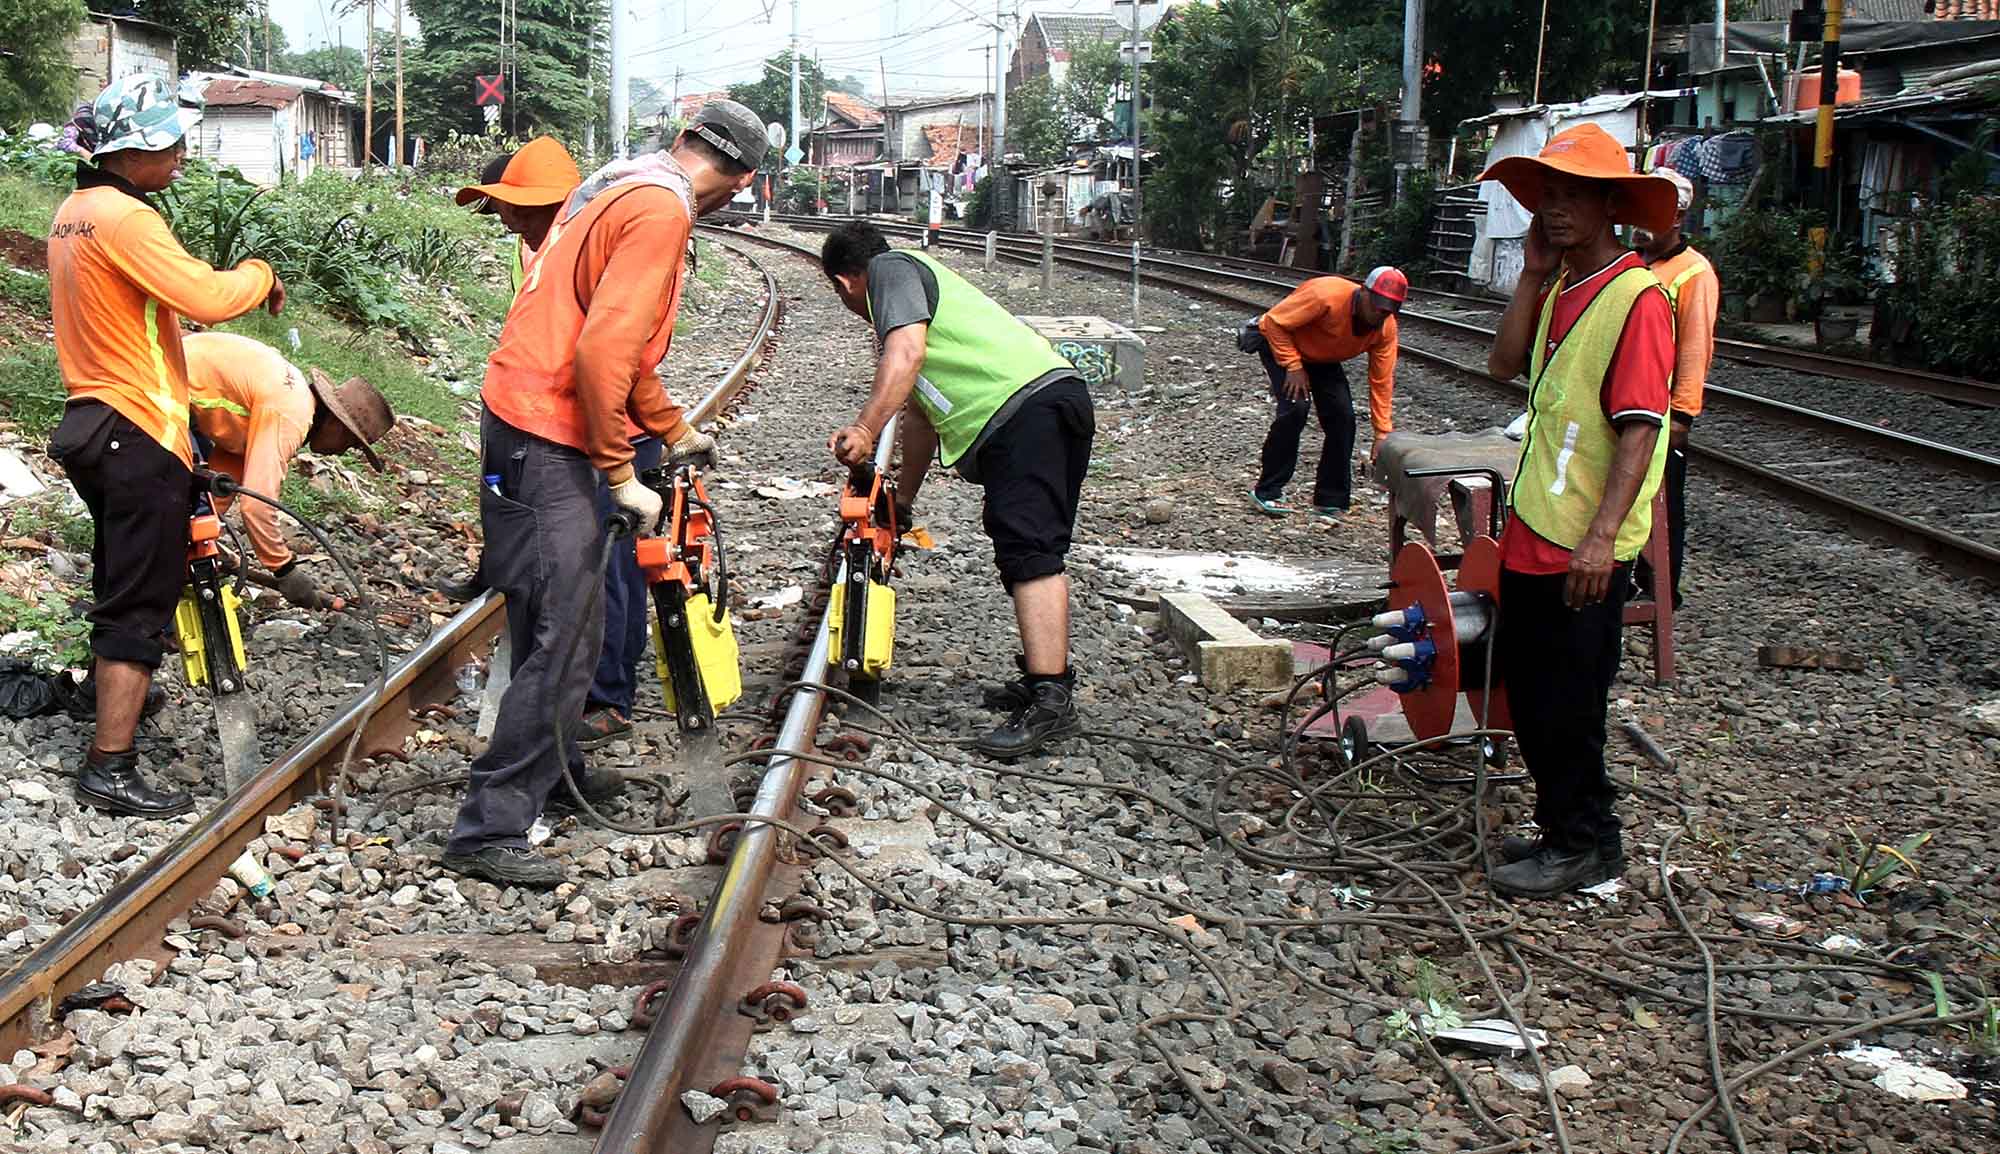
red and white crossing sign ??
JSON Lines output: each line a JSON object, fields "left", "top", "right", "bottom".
{"left": 474, "top": 75, "right": 505, "bottom": 106}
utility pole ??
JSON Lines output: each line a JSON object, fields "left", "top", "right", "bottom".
{"left": 611, "top": 0, "right": 630, "bottom": 158}
{"left": 364, "top": 0, "right": 374, "bottom": 169}
{"left": 1532, "top": 0, "right": 1548, "bottom": 104}
{"left": 585, "top": 23, "right": 595, "bottom": 159}
{"left": 1116, "top": 0, "right": 1148, "bottom": 324}
{"left": 979, "top": 45, "right": 990, "bottom": 156}
{"left": 789, "top": 0, "right": 801, "bottom": 173}
{"left": 1815, "top": 0, "right": 1844, "bottom": 217}
{"left": 1279, "top": 3, "right": 1290, "bottom": 177}
{"left": 1396, "top": 0, "right": 1425, "bottom": 201}
{"left": 394, "top": 0, "right": 404, "bottom": 169}
{"left": 993, "top": 1, "right": 1007, "bottom": 162}
{"left": 262, "top": 2, "right": 272, "bottom": 70}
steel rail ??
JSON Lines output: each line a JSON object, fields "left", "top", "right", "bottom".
{"left": 716, "top": 216, "right": 1997, "bottom": 582}
{"left": 727, "top": 210, "right": 2000, "bottom": 408}
{"left": 591, "top": 393, "right": 900, "bottom": 1153}
{"left": 0, "top": 240, "right": 787, "bottom": 1058}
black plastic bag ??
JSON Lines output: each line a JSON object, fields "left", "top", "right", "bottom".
{"left": 0, "top": 660, "right": 62, "bottom": 719}
{"left": 1236, "top": 317, "right": 1268, "bottom": 354}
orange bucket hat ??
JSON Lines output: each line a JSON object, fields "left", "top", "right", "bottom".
{"left": 1477, "top": 123, "right": 1679, "bottom": 234}
{"left": 454, "top": 135, "right": 580, "bottom": 209}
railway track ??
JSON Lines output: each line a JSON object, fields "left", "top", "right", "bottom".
{"left": 732, "top": 211, "right": 2000, "bottom": 409}
{"left": 0, "top": 237, "right": 810, "bottom": 1152}
{"left": 718, "top": 213, "right": 1999, "bottom": 582}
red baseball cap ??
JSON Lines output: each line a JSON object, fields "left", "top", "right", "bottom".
{"left": 1363, "top": 266, "right": 1408, "bottom": 309}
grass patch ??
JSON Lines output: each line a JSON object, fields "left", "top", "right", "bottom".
{"left": 0, "top": 173, "right": 60, "bottom": 236}
{"left": 694, "top": 238, "right": 726, "bottom": 291}
{"left": 0, "top": 587, "right": 91, "bottom": 672}
{"left": 0, "top": 344, "right": 67, "bottom": 437}
{"left": 1, "top": 268, "right": 49, "bottom": 311}
{"left": 2, "top": 495, "right": 93, "bottom": 554}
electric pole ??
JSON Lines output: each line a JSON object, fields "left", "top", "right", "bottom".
{"left": 262, "top": 2, "right": 272, "bottom": 70}
{"left": 789, "top": 0, "right": 802, "bottom": 172}
{"left": 585, "top": 23, "right": 595, "bottom": 160}
{"left": 364, "top": 0, "right": 374, "bottom": 169}
{"left": 1116, "top": 0, "right": 1148, "bottom": 324}
{"left": 394, "top": 0, "right": 404, "bottom": 169}
{"left": 611, "top": 0, "right": 630, "bottom": 158}
{"left": 993, "top": 1, "right": 1007, "bottom": 162}
{"left": 1396, "top": 0, "right": 1425, "bottom": 201}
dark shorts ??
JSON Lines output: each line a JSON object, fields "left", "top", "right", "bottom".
{"left": 973, "top": 377, "right": 1095, "bottom": 589}
{"left": 48, "top": 401, "right": 190, "bottom": 669}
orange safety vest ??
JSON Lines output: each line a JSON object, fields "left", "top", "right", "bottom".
{"left": 481, "top": 183, "right": 686, "bottom": 450}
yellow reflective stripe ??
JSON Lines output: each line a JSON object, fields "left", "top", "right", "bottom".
{"left": 1665, "top": 263, "right": 1703, "bottom": 304}
{"left": 191, "top": 396, "right": 251, "bottom": 419}
{"left": 143, "top": 301, "right": 189, "bottom": 453}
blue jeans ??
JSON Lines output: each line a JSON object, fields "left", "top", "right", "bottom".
{"left": 588, "top": 436, "right": 663, "bottom": 716}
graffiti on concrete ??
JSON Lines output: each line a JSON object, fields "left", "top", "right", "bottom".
{"left": 1055, "top": 340, "right": 1116, "bottom": 388}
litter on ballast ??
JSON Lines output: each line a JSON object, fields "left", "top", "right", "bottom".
{"left": 1840, "top": 1045, "right": 1968, "bottom": 1102}
{"left": 1432, "top": 1019, "right": 1551, "bottom": 1056}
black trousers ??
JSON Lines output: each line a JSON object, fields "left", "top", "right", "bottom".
{"left": 1634, "top": 446, "right": 1688, "bottom": 608}
{"left": 1495, "top": 566, "right": 1630, "bottom": 857}
{"left": 48, "top": 401, "right": 190, "bottom": 670}
{"left": 975, "top": 378, "right": 1095, "bottom": 591}
{"left": 1254, "top": 346, "right": 1354, "bottom": 510}
{"left": 448, "top": 408, "right": 606, "bottom": 854}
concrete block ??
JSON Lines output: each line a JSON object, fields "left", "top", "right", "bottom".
{"left": 1020, "top": 315, "right": 1146, "bottom": 392}
{"left": 1157, "top": 591, "right": 1293, "bottom": 692}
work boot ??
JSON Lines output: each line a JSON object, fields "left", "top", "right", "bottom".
{"left": 440, "top": 845, "right": 566, "bottom": 888}
{"left": 1497, "top": 832, "right": 1549, "bottom": 864}
{"left": 1489, "top": 843, "right": 1617, "bottom": 898}
{"left": 577, "top": 707, "right": 633, "bottom": 750}
{"left": 980, "top": 655, "right": 1033, "bottom": 711}
{"left": 75, "top": 746, "right": 194, "bottom": 818}
{"left": 434, "top": 567, "right": 488, "bottom": 602}
{"left": 975, "top": 678, "right": 1082, "bottom": 760}
{"left": 544, "top": 766, "right": 628, "bottom": 814}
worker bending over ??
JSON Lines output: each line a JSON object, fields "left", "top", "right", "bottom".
{"left": 1249, "top": 267, "right": 1404, "bottom": 519}
{"left": 1631, "top": 167, "right": 1716, "bottom": 610}
{"left": 443, "top": 101, "right": 760, "bottom": 888}
{"left": 47, "top": 77, "right": 285, "bottom": 817}
{"left": 1479, "top": 124, "right": 1677, "bottom": 897}
{"left": 821, "top": 222, "right": 1096, "bottom": 758}
{"left": 183, "top": 331, "right": 393, "bottom": 606}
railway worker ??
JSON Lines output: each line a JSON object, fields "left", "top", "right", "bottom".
{"left": 1630, "top": 167, "right": 1717, "bottom": 611}
{"left": 1248, "top": 267, "right": 1405, "bottom": 520}
{"left": 819, "top": 221, "right": 1096, "bottom": 758}
{"left": 1478, "top": 123, "right": 1678, "bottom": 897}
{"left": 456, "top": 136, "right": 581, "bottom": 296}
{"left": 47, "top": 76, "right": 285, "bottom": 818}
{"left": 442, "top": 100, "right": 761, "bottom": 888}
{"left": 438, "top": 138, "right": 585, "bottom": 605}
{"left": 182, "top": 331, "right": 394, "bottom": 608}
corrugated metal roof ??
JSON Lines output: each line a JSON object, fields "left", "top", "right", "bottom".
{"left": 1033, "top": 13, "right": 1124, "bottom": 46}
{"left": 1743, "top": 1, "right": 1936, "bottom": 19}
{"left": 201, "top": 78, "right": 304, "bottom": 110}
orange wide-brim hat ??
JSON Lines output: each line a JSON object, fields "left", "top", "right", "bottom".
{"left": 1477, "top": 122, "right": 1679, "bottom": 234}
{"left": 454, "top": 135, "right": 581, "bottom": 209}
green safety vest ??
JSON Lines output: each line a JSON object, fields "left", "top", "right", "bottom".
{"left": 1510, "top": 266, "right": 1672, "bottom": 561}
{"left": 508, "top": 237, "right": 527, "bottom": 295}
{"left": 872, "top": 250, "right": 1074, "bottom": 467}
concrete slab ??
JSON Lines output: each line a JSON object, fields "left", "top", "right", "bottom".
{"left": 1074, "top": 543, "right": 1384, "bottom": 605}
{"left": 1020, "top": 315, "right": 1145, "bottom": 391}
{"left": 1157, "top": 591, "right": 1292, "bottom": 692}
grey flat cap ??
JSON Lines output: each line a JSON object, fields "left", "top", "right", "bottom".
{"left": 689, "top": 99, "right": 768, "bottom": 171}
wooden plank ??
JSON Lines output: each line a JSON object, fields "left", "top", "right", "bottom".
{"left": 1757, "top": 645, "right": 1866, "bottom": 672}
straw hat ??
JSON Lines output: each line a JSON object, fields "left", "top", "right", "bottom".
{"left": 307, "top": 369, "right": 393, "bottom": 472}
{"left": 1477, "top": 123, "right": 1679, "bottom": 234}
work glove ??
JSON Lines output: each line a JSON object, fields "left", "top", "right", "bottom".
{"left": 609, "top": 476, "right": 664, "bottom": 535}
{"left": 272, "top": 561, "right": 321, "bottom": 609}
{"left": 666, "top": 426, "right": 717, "bottom": 470}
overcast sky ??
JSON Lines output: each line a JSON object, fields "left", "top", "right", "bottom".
{"left": 270, "top": 1, "right": 1125, "bottom": 103}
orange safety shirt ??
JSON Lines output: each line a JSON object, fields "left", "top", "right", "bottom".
{"left": 482, "top": 184, "right": 692, "bottom": 483}
{"left": 1646, "top": 243, "right": 1719, "bottom": 419}
{"left": 1257, "top": 275, "right": 1401, "bottom": 437}
{"left": 48, "top": 174, "right": 275, "bottom": 467}
{"left": 184, "top": 332, "right": 316, "bottom": 571}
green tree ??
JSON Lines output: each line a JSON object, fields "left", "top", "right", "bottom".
{"left": 107, "top": 0, "right": 255, "bottom": 73}
{"left": 1006, "top": 74, "right": 1064, "bottom": 167}
{"left": 228, "top": 7, "right": 288, "bottom": 71}
{"left": 828, "top": 73, "right": 868, "bottom": 98}
{"left": 728, "top": 50, "right": 825, "bottom": 145}
{"left": 403, "top": 0, "right": 601, "bottom": 146}
{"left": 1, "top": 0, "right": 87, "bottom": 124}
{"left": 1060, "top": 38, "right": 1122, "bottom": 143}
{"left": 280, "top": 44, "right": 365, "bottom": 93}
